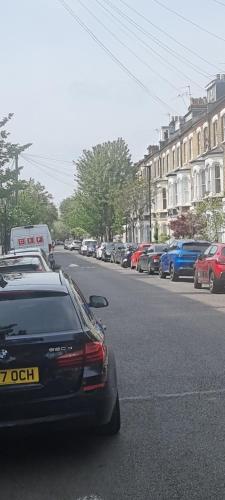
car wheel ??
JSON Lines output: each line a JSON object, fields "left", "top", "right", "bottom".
{"left": 95, "top": 394, "right": 120, "bottom": 436}
{"left": 194, "top": 271, "right": 202, "bottom": 289}
{"left": 148, "top": 264, "right": 154, "bottom": 275}
{"left": 209, "top": 271, "right": 220, "bottom": 294}
{"left": 137, "top": 264, "right": 143, "bottom": 273}
{"left": 159, "top": 266, "right": 166, "bottom": 279}
{"left": 170, "top": 264, "right": 179, "bottom": 282}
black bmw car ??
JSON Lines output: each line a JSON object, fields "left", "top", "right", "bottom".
{"left": 0, "top": 272, "right": 120, "bottom": 435}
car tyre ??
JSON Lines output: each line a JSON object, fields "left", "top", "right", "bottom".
{"left": 95, "top": 394, "right": 120, "bottom": 436}
{"left": 137, "top": 264, "right": 143, "bottom": 273}
{"left": 159, "top": 266, "right": 166, "bottom": 279}
{"left": 194, "top": 271, "right": 202, "bottom": 289}
{"left": 148, "top": 264, "right": 154, "bottom": 275}
{"left": 209, "top": 271, "right": 220, "bottom": 294}
{"left": 170, "top": 264, "right": 179, "bottom": 282}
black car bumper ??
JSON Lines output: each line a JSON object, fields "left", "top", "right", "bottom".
{"left": 176, "top": 266, "right": 194, "bottom": 276}
{"left": 0, "top": 351, "right": 118, "bottom": 431}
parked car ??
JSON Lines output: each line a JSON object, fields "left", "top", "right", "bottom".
{"left": 137, "top": 244, "right": 168, "bottom": 274}
{"left": 159, "top": 240, "right": 210, "bottom": 281}
{"left": 64, "top": 239, "right": 73, "bottom": 250}
{"left": 0, "top": 271, "right": 120, "bottom": 435}
{"left": 130, "top": 243, "right": 151, "bottom": 270}
{"left": 0, "top": 253, "right": 52, "bottom": 273}
{"left": 101, "top": 243, "right": 115, "bottom": 262}
{"left": 96, "top": 243, "right": 106, "bottom": 260}
{"left": 115, "top": 243, "right": 138, "bottom": 267}
{"left": 68, "top": 240, "right": 82, "bottom": 251}
{"left": 8, "top": 247, "right": 56, "bottom": 271}
{"left": 80, "top": 239, "right": 97, "bottom": 256}
{"left": 194, "top": 243, "right": 225, "bottom": 293}
{"left": 87, "top": 242, "right": 97, "bottom": 257}
{"left": 110, "top": 243, "right": 124, "bottom": 263}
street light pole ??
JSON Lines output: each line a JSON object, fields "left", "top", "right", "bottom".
{"left": 148, "top": 165, "right": 152, "bottom": 243}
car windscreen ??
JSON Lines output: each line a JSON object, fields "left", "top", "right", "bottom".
{"left": 0, "top": 292, "right": 81, "bottom": 336}
{"left": 84, "top": 240, "right": 97, "bottom": 246}
{"left": 182, "top": 243, "right": 210, "bottom": 252}
{"left": 0, "top": 257, "right": 43, "bottom": 268}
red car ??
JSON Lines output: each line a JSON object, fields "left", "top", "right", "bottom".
{"left": 131, "top": 243, "right": 151, "bottom": 270}
{"left": 194, "top": 243, "right": 225, "bottom": 293}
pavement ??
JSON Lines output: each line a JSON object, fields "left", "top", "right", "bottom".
{"left": 2, "top": 248, "right": 225, "bottom": 500}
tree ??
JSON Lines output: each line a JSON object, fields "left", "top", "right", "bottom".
{"left": 169, "top": 212, "right": 206, "bottom": 239}
{"left": 9, "top": 179, "right": 58, "bottom": 230}
{"left": 196, "top": 198, "right": 225, "bottom": 241}
{"left": 74, "top": 138, "right": 133, "bottom": 239}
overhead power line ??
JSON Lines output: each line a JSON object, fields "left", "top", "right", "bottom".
{"left": 151, "top": 0, "right": 225, "bottom": 44}
{"left": 23, "top": 154, "right": 74, "bottom": 178}
{"left": 21, "top": 155, "right": 74, "bottom": 188}
{"left": 212, "top": 0, "right": 225, "bottom": 6}
{"left": 77, "top": 0, "right": 178, "bottom": 92}
{"left": 57, "top": 0, "right": 176, "bottom": 112}
{"left": 96, "top": 0, "right": 203, "bottom": 91}
{"left": 102, "top": 0, "right": 210, "bottom": 80}
{"left": 27, "top": 153, "right": 73, "bottom": 165}
{"left": 119, "top": 0, "right": 221, "bottom": 73}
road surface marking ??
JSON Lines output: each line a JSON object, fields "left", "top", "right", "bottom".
{"left": 69, "top": 263, "right": 79, "bottom": 267}
{"left": 120, "top": 387, "right": 225, "bottom": 401}
{"left": 76, "top": 496, "right": 103, "bottom": 500}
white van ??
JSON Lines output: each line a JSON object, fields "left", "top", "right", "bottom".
{"left": 10, "top": 224, "right": 53, "bottom": 255}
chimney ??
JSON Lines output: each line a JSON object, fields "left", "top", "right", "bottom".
{"left": 147, "top": 145, "right": 159, "bottom": 156}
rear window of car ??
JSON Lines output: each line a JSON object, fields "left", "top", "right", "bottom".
{"left": 0, "top": 293, "right": 81, "bottom": 336}
{"left": 182, "top": 243, "right": 210, "bottom": 252}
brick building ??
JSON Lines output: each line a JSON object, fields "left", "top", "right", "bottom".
{"left": 131, "top": 75, "right": 225, "bottom": 243}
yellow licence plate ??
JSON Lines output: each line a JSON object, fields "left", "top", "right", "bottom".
{"left": 0, "top": 367, "right": 39, "bottom": 385}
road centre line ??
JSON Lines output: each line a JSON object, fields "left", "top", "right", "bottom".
{"left": 120, "top": 387, "right": 225, "bottom": 401}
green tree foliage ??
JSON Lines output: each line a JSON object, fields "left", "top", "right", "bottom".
{"left": 9, "top": 179, "right": 58, "bottom": 229}
{"left": 73, "top": 138, "right": 133, "bottom": 239}
{"left": 0, "top": 115, "right": 57, "bottom": 249}
{"left": 169, "top": 199, "right": 225, "bottom": 241}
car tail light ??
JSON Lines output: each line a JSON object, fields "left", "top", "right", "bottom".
{"left": 56, "top": 342, "right": 106, "bottom": 368}
{"left": 153, "top": 255, "right": 160, "bottom": 262}
{"left": 85, "top": 342, "right": 106, "bottom": 364}
{"left": 217, "top": 256, "right": 225, "bottom": 264}
{"left": 56, "top": 349, "right": 84, "bottom": 368}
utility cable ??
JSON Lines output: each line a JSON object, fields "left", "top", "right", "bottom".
{"left": 151, "top": 0, "right": 225, "bottom": 44}
{"left": 22, "top": 154, "right": 74, "bottom": 179}
{"left": 96, "top": 0, "right": 203, "bottom": 91}
{"left": 118, "top": 0, "right": 221, "bottom": 73}
{"left": 58, "top": 0, "right": 176, "bottom": 112}
{"left": 102, "top": 0, "right": 210, "bottom": 79}
{"left": 77, "top": 0, "right": 179, "bottom": 92}
{"left": 212, "top": 0, "right": 225, "bottom": 6}
{"left": 27, "top": 153, "right": 73, "bottom": 165}
{"left": 21, "top": 155, "right": 74, "bottom": 188}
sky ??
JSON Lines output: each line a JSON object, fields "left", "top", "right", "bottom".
{"left": 1, "top": 0, "right": 225, "bottom": 205}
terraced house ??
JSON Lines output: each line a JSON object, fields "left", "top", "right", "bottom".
{"left": 134, "top": 74, "right": 225, "bottom": 243}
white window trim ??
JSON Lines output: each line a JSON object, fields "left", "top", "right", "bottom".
{"left": 196, "top": 126, "right": 202, "bottom": 134}
{"left": 212, "top": 114, "right": 218, "bottom": 124}
{"left": 203, "top": 122, "right": 208, "bottom": 130}
{"left": 220, "top": 108, "right": 225, "bottom": 118}
{"left": 176, "top": 141, "right": 181, "bottom": 148}
{"left": 172, "top": 145, "right": 176, "bottom": 151}
{"left": 183, "top": 137, "right": 188, "bottom": 144}
{"left": 188, "top": 132, "right": 193, "bottom": 139}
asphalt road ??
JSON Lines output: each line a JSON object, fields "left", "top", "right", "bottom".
{"left": 3, "top": 249, "right": 225, "bottom": 500}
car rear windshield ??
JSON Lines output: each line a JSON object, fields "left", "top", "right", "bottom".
{"left": 0, "top": 293, "right": 81, "bottom": 336}
{"left": 153, "top": 245, "right": 167, "bottom": 252}
{"left": 182, "top": 243, "right": 210, "bottom": 252}
{"left": 85, "top": 240, "right": 97, "bottom": 245}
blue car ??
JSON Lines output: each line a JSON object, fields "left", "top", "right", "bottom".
{"left": 159, "top": 239, "right": 210, "bottom": 281}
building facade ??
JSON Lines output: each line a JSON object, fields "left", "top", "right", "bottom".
{"left": 132, "top": 75, "right": 225, "bottom": 243}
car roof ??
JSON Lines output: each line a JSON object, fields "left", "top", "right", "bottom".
{"left": 0, "top": 271, "right": 67, "bottom": 293}
{"left": 9, "top": 247, "right": 43, "bottom": 254}
{"left": 4, "top": 252, "right": 43, "bottom": 259}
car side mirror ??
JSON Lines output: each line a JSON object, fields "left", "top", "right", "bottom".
{"left": 198, "top": 254, "right": 205, "bottom": 261}
{"left": 89, "top": 295, "right": 109, "bottom": 308}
